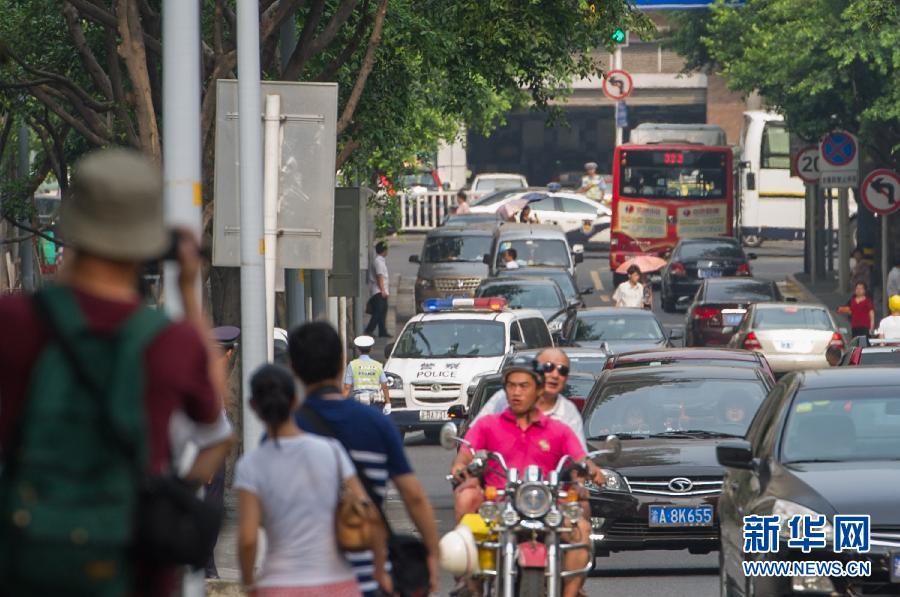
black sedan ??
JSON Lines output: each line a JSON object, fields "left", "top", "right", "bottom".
{"left": 717, "top": 368, "right": 900, "bottom": 596}
{"left": 685, "top": 277, "right": 784, "bottom": 348}
{"left": 560, "top": 307, "right": 682, "bottom": 353}
{"left": 475, "top": 277, "right": 568, "bottom": 321}
{"left": 494, "top": 266, "right": 593, "bottom": 307}
{"left": 660, "top": 238, "right": 757, "bottom": 313}
{"left": 583, "top": 365, "right": 772, "bottom": 557}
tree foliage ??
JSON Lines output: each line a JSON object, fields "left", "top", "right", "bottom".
{"left": 667, "top": 0, "right": 899, "bottom": 165}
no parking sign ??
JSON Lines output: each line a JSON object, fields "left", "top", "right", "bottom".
{"left": 819, "top": 131, "right": 859, "bottom": 187}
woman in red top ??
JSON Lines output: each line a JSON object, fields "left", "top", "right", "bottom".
{"left": 841, "top": 281, "right": 875, "bottom": 339}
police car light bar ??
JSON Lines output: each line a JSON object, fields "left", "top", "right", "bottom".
{"left": 422, "top": 297, "right": 508, "bottom": 312}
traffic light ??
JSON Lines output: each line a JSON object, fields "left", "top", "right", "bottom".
{"left": 611, "top": 28, "right": 626, "bottom": 43}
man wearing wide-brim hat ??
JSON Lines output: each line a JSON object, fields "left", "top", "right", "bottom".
{"left": 0, "top": 148, "right": 232, "bottom": 596}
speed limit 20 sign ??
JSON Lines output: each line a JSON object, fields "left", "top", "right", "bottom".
{"left": 792, "top": 146, "right": 821, "bottom": 184}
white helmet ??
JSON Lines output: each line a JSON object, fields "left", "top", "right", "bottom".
{"left": 439, "top": 524, "right": 480, "bottom": 576}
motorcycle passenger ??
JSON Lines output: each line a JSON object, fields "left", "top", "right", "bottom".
{"left": 451, "top": 357, "right": 602, "bottom": 597}
{"left": 343, "top": 335, "right": 390, "bottom": 407}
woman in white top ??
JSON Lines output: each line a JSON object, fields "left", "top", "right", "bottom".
{"left": 235, "top": 364, "right": 379, "bottom": 597}
{"left": 613, "top": 265, "right": 645, "bottom": 308}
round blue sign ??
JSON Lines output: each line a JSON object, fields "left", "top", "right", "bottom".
{"left": 821, "top": 132, "right": 856, "bottom": 167}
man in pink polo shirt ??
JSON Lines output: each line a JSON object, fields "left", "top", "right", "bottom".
{"left": 450, "top": 356, "right": 601, "bottom": 597}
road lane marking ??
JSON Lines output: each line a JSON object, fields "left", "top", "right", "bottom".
{"left": 600, "top": 294, "right": 610, "bottom": 302}
{"left": 590, "top": 270, "right": 604, "bottom": 291}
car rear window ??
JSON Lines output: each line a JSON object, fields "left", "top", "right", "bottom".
{"left": 676, "top": 242, "right": 744, "bottom": 261}
{"left": 614, "top": 357, "right": 760, "bottom": 370}
{"left": 752, "top": 307, "right": 833, "bottom": 331}
{"left": 858, "top": 349, "right": 900, "bottom": 365}
{"left": 476, "top": 282, "right": 563, "bottom": 309}
{"left": 705, "top": 281, "right": 777, "bottom": 303}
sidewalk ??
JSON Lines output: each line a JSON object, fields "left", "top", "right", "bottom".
{"left": 788, "top": 271, "right": 884, "bottom": 321}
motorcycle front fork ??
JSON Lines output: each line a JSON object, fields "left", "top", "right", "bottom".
{"left": 499, "top": 531, "right": 561, "bottom": 597}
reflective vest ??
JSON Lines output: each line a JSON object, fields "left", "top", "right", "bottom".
{"left": 349, "top": 358, "right": 384, "bottom": 390}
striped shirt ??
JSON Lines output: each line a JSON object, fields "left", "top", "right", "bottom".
{"left": 297, "top": 396, "right": 412, "bottom": 596}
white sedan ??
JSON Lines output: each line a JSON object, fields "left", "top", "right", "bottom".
{"left": 727, "top": 303, "right": 847, "bottom": 373}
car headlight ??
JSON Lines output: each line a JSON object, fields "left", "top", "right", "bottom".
{"left": 416, "top": 278, "right": 433, "bottom": 289}
{"left": 514, "top": 482, "right": 553, "bottom": 519}
{"left": 772, "top": 499, "right": 833, "bottom": 541}
{"left": 585, "top": 469, "right": 629, "bottom": 493}
{"left": 385, "top": 373, "right": 404, "bottom": 390}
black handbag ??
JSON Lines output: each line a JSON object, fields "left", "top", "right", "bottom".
{"left": 300, "top": 401, "right": 431, "bottom": 596}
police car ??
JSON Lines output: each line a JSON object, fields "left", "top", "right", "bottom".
{"left": 384, "top": 297, "right": 552, "bottom": 440}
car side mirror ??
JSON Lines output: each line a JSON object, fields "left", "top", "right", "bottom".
{"left": 384, "top": 342, "right": 395, "bottom": 360}
{"left": 580, "top": 287, "right": 594, "bottom": 295}
{"left": 745, "top": 172, "right": 756, "bottom": 191}
{"left": 747, "top": 253, "right": 758, "bottom": 260}
{"left": 668, "top": 328, "right": 685, "bottom": 340}
{"left": 717, "top": 440, "right": 755, "bottom": 470}
{"left": 483, "top": 254, "right": 491, "bottom": 265}
{"left": 447, "top": 404, "right": 468, "bottom": 420}
{"left": 573, "top": 252, "right": 584, "bottom": 265}
{"left": 409, "top": 254, "right": 420, "bottom": 263}
{"left": 510, "top": 340, "right": 527, "bottom": 352}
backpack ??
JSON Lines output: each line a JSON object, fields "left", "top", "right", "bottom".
{"left": 0, "top": 285, "right": 169, "bottom": 597}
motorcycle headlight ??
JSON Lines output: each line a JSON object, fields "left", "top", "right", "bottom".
{"left": 514, "top": 482, "right": 553, "bottom": 519}
{"left": 385, "top": 373, "right": 404, "bottom": 390}
{"left": 545, "top": 509, "right": 563, "bottom": 527}
{"left": 501, "top": 507, "right": 520, "bottom": 527}
{"left": 772, "top": 499, "right": 833, "bottom": 541}
{"left": 585, "top": 469, "right": 629, "bottom": 493}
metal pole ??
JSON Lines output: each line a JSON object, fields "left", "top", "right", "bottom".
{"left": 882, "top": 214, "right": 889, "bottom": 313}
{"left": 809, "top": 183, "right": 818, "bottom": 282}
{"left": 161, "top": 3, "right": 203, "bottom": 595}
{"left": 162, "top": 0, "right": 202, "bottom": 315}
{"left": 18, "top": 120, "right": 34, "bottom": 292}
{"left": 838, "top": 187, "right": 850, "bottom": 293}
{"left": 614, "top": 48, "right": 623, "bottom": 147}
{"left": 826, "top": 187, "right": 834, "bottom": 272}
{"left": 237, "top": 0, "right": 266, "bottom": 448}
{"left": 263, "top": 94, "right": 281, "bottom": 362}
{"left": 280, "top": 13, "right": 307, "bottom": 329}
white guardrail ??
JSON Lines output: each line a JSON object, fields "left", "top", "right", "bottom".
{"left": 399, "top": 191, "right": 458, "bottom": 231}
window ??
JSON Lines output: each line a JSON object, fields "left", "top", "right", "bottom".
{"left": 560, "top": 197, "right": 599, "bottom": 214}
{"left": 509, "top": 321, "right": 523, "bottom": 344}
{"left": 761, "top": 123, "right": 791, "bottom": 170}
{"left": 393, "top": 321, "right": 506, "bottom": 358}
{"left": 529, "top": 196, "right": 557, "bottom": 212}
{"left": 675, "top": 241, "right": 744, "bottom": 261}
{"left": 422, "top": 235, "right": 492, "bottom": 263}
{"left": 619, "top": 149, "right": 728, "bottom": 200}
{"left": 519, "top": 318, "right": 552, "bottom": 348}
{"left": 495, "top": 239, "right": 570, "bottom": 268}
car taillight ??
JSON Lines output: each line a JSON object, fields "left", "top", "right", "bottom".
{"left": 670, "top": 262, "right": 686, "bottom": 276}
{"left": 736, "top": 263, "right": 751, "bottom": 276}
{"left": 692, "top": 307, "right": 720, "bottom": 320}
{"left": 829, "top": 332, "right": 845, "bottom": 350}
{"left": 743, "top": 332, "right": 762, "bottom": 350}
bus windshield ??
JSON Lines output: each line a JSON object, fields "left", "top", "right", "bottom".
{"left": 618, "top": 149, "right": 728, "bottom": 200}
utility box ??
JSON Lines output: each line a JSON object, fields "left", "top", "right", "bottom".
{"left": 212, "top": 80, "right": 338, "bottom": 269}
{"left": 328, "top": 187, "right": 373, "bottom": 297}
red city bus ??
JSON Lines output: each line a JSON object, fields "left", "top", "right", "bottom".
{"left": 609, "top": 143, "right": 736, "bottom": 277}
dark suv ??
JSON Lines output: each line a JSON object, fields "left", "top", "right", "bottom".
{"left": 660, "top": 238, "right": 757, "bottom": 312}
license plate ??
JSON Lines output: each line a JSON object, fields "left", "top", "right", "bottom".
{"left": 723, "top": 314, "right": 743, "bottom": 326}
{"left": 891, "top": 552, "right": 900, "bottom": 583}
{"left": 648, "top": 506, "right": 714, "bottom": 527}
{"left": 419, "top": 410, "right": 448, "bottom": 422}
{"left": 698, "top": 269, "right": 723, "bottom": 279}
{"left": 779, "top": 341, "right": 794, "bottom": 350}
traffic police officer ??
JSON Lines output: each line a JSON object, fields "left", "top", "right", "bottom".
{"left": 343, "top": 335, "right": 390, "bottom": 408}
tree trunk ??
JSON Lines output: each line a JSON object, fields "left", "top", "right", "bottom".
{"left": 117, "top": 0, "right": 160, "bottom": 159}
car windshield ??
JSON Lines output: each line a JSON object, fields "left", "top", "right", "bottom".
{"left": 676, "top": 242, "right": 744, "bottom": 261}
{"left": 858, "top": 349, "right": 900, "bottom": 365}
{"left": 496, "top": 239, "right": 570, "bottom": 268}
{"left": 573, "top": 314, "right": 664, "bottom": 342}
{"left": 393, "top": 320, "right": 506, "bottom": 358}
{"left": 499, "top": 270, "right": 578, "bottom": 301}
{"left": 782, "top": 391, "right": 900, "bottom": 463}
{"left": 476, "top": 282, "right": 563, "bottom": 309}
{"left": 422, "top": 235, "right": 492, "bottom": 263}
{"left": 475, "top": 177, "right": 525, "bottom": 191}
{"left": 618, "top": 150, "right": 728, "bottom": 200}
{"left": 752, "top": 307, "right": 833, "bottom": 331}
{"left": 443, "top": 214, "right": 499, "bottom": 226}
{"left": 567, "top": 355, "right": 609, "bottom": 376}
{"left": 400, "top": 172, "right": 438, "bottom": 188}
{"left": 471, "top": 188, "right": 524, "bottom": 207}
{"left": 585, "top": 376, "right": 766, "bottom": 439}
{"left": 705, "top": 281, "right": 777, "bottom": 303}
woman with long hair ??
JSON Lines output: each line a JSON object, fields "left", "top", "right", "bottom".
{"left": 234, "top": 364, "right": 375, "bottom": 597}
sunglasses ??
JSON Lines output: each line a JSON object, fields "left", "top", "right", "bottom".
{"left": 538, "top": 362, "right": 570, "bottom": 376}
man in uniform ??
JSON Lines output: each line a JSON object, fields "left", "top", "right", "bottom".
{"left": 344, "top": 335, "right": 391, "bottom": 409}
{"left": 577, "top": 161, "right": 607, "bottom": 205}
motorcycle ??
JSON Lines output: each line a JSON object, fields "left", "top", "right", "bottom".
{"left": 439, "top": 422, "right": 620, "bottom": 597}
{"left": 350, "top": 388, "right": 391, "bottom": 415}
